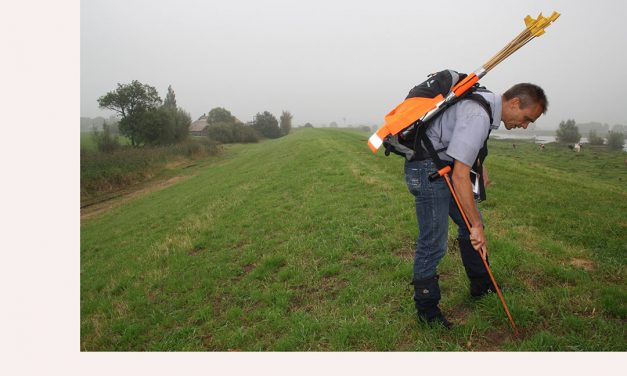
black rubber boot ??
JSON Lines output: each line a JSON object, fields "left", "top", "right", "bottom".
{"left": 459, "top": 238, "right": 496, "bottom": 298}
{"left": 412, "top": 275, "right": 452, "bottom": 328}
{"left": 469, "top": 276, "right": 496, "bottom": 298}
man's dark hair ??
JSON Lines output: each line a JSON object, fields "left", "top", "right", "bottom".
{"left": 503, "top": 83, "right": 548, "bottom": 114}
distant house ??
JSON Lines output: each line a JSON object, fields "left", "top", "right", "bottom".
{"left": 189, "top": 115, "right": 209, "bottom": 136}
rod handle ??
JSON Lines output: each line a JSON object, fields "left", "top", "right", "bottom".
{"left": 428, "top": 165, "right": 451, "bottom": 182}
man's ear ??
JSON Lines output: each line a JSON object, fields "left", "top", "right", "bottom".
{"left": 510, "top": 97, "right": 521, "bottom": 109}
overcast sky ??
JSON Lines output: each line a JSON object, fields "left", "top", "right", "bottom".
{"left": 81, "top": 0, "right": 627, "bottom": 129}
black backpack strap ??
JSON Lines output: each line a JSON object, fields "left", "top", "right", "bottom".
{"left": 417, "top": 124, "right": 450, "bottom": 170}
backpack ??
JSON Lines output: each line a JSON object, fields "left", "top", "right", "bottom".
{"left": 383, "top": 69, "right": 492, "bottom": 155}
{"left": 382, "top": 69, "right": 494, "bottom": 201}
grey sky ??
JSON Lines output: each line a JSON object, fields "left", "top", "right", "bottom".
{"left": 81, "top": 0, "right": 627, "bottom": 129}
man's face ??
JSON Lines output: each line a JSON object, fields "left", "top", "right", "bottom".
{"left": 502, "top": 97, "right": 543, "bottom": 130}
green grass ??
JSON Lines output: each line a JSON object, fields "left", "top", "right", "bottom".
{"left": 81, "top": 129, "right": 626, "bottom": 351}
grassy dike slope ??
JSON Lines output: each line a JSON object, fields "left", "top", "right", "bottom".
{"left": 81, "top": 128, "right": 626, "bottom": 351}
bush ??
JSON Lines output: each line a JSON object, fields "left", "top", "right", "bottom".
{"left": 133, "top": 107, "right": 191, "bottom": 146}
{"left": 116, "top": 106, "right": 191, "bottom": 147}
{"left": 588, "top": 130, "right": 604, "bottom": 145}
{"left": 207, "top": 122, "right": 259, "bottom": 144}
{"left": 207, "top": 122, "right": 234, "bottom": 143}
{"left": 252, "top": 111, "right": 282, "bottom": 139}
{"left": 169, "top": 138, "right": 222, "bottom": 157}
{"left": 92, "top": 123, "right": 121, "bottom": 153}
{"left": 232, "top": 122, "right": 259, "bottom": 143}
{"left": 280, "top": 111, "right": 293, "bottom": 135}
{"left": 556, "top": 119, "right": 581, "bottom": 143}
{"left": 607, "top": 131, "right": 625, "bottom": 150}
{"left": 172, "top": 108, "right": 191, "bottom": 142}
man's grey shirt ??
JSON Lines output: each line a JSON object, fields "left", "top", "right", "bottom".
{"left": 424, "top": 90, "right": 502, "bottom": 167}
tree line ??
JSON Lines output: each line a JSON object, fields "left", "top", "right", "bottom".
{"left": 556, "top": 119, "right": 624, "bottom": 150}
{"left": 202, "top": 107, "right": 292, "bottom": 144}
{"left": 95, "top": 80, "right": 293, "bottom": 151}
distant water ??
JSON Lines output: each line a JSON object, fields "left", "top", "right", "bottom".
{"left": 491, "top": 133, "right": 560, "bottom": 143}
{"left": 491, "top": 133, "right": 627, "bottom": 152}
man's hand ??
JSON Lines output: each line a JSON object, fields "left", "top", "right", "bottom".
{"left": 470, "top": 225, "right": 487, "bottom": 253}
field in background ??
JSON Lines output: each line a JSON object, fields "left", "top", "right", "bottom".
{"left": 80, "top": 128, "right": 626, "bottom": 351}
{"left": 80, "top": 132, "right": 132, "bottom": 151}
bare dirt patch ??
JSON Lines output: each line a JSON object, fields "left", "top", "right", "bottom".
{"left": 188, "top": 245, "right": 205, "bottom": 256}
{"left": 242, "top": 263, "right": 256, "bottom": 273}
{"left": 569, "top": 258, "right": 595, "bottom": 271}
{"left": 446, "top": 304, "right": 472, "bottom": 325}
{"left": 466, "top": 327, "right": 515, "bottom": 351}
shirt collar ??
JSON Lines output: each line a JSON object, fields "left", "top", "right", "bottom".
{"left": 491, "top": 92, "right": 502, "bottom": 130}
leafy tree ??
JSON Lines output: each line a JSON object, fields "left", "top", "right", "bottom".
{"left": 588, "top": 130, "right": 604, "bottom": 145}
{"left": 556, "top": 119, "right": 581, "bottom": 143}
{"left": 98, "top": 80, "right": 162, "bottom": 146}
{"left": 329, "top": 121, "right": 338, "bottom": 128}
{"left": 207, "top": 107, "right": 236, "bottom": 125}
{"left": 252, "top": 111, "right": 281, "bottom": 139}
{"left": 164, "top": 85, "right": 177, "bottom": 109}
{"left": 135, "top": 107, "right": 176, "bottom": 145}
{"left": 607, "top": 131, "right": 625, "bottom": 150}
{"left": 303, "top": 122, "right": 314, "bottom": 128}
{"left": 280, "top": 111, "right": 293, "bottom": 135}
{"left": 125, "top": 106, "right": 191, "bottom": 146}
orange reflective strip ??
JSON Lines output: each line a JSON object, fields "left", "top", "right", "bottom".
{"left": 382, "top": 95, "right": 444, "bottom": 136}
{"left": 451, "top": 73, "right": 479, "bottom": 97}
{"left": 367, "top": 126, "right": 393, "bottom": 152}
{"left": 368, "top": 95, "right": 444, "bottom": 152}
{"left": 367, "top": 141, "right": 379, "bottom": 153}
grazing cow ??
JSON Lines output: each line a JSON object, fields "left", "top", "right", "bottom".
{"left": 574, "top": 143, "right": 581, "bottom": 152}
{"left": 539, "top": 143, "right": 545, "bottom": 150}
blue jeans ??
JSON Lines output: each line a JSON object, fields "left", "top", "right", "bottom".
{"left": 404, "top": 159, "right": 478, "bottom": 280}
